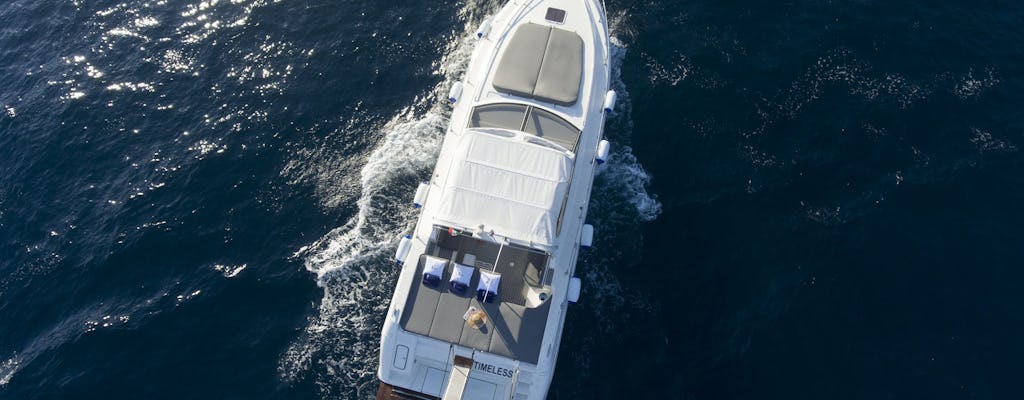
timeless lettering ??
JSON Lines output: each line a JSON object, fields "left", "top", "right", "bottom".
{"left": 473, "top": 361, "right": 514, "bottom": 378}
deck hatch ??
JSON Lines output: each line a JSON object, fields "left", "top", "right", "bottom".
{"left": 545, "top": 7, "right": 566, "bottom": 23}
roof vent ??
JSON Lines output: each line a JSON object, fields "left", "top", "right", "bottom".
{"left": 545, "top": 7, "right": 566, "bottom": 23}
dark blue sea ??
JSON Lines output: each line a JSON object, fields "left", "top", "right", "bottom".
{"left": 2, "top": 0, "right": 1022, "bottom": 398}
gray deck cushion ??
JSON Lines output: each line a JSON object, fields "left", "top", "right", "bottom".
{"left": 492, "top": 23, "right": 550, "bottom": 98}
{"left": 533, "top": 28, "right": 583, "bottom": 105}
{"left": 429, "top": 291, "right": 472, "bottom": 343}
{"left": 487, "top": 302, "right": 551, "bottom": 364}
{"left": 493, "top": 23, "right": 583, "bottom": 106}
{"left": 524, "top": 259, "right": 543, "bottom": 287}
{"left": 400, "top": 255, "right": 445, "bottom": 335}
{"left": 459, "top": 299, "right": 496, "bottom": 351}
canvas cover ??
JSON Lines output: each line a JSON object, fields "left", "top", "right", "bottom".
{"left": 436, "top": 131, "right": 572, "bottom": 246}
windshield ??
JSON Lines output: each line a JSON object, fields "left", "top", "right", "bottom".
{"left": 468, "top": 103, "right": 527, "bottom": 131}
{"left": 468, "top": 103, "right": 581, "bottom": 151}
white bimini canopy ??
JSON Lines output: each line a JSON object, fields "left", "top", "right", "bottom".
{"left": 436, "top": 130, "right": 571, "bottom": 246}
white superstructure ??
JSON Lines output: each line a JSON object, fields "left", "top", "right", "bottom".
{"left": 378, "top": 1, "right": 612, "bottom": 398}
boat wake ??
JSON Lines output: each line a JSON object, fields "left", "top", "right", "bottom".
{"left": 0, "top": 356, "right": 17, "bottom": 387}
{"left": 281, "top": 4, "right": 661, "bottom": 397}
{"left": 280, "top": 110, "right": 446, "bottom": 397}
{"left": 278, "top": 2, "right": 490, "bottom": 397}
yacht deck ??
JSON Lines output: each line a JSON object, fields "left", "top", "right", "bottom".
{"left": 399, "top": 228, "right": 552, "bottom": 364}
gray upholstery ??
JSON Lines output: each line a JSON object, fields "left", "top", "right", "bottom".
{"left": 492, "top": 23, "right": 550, "bottom": 98}
{"left": 524, "top": 259, "right": 544, "bottom": 287}
{"left": 429, "top": 291, "right": 473, "bottom": 343}
{"left": 399, "top": 255, "right": 444, "bottom": 334}
{"left": 492, "top": 302, "right": 550, "bottom": 363}
{"left": 459, "top": 299, "right": 496, "bottom": 350}
{"left": 493, "top": 23, "right": 583, "bottom": 106}
{"left": 533, "top": 28, "right": 583, "bottom": 105}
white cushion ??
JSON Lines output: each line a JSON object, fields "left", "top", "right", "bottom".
{"left": 450, "top": 263, "right": 474, "bottom": 286}
{"left": 423, "top": 256, "right": 446, "bottom": 278}
{"left": 477, "top": 270, "right": 500, "bottom": 293}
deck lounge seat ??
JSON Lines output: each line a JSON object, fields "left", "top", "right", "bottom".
{"left": 492, "top": 23, "right": 583, "bottom": 106}
{"left": 449, "top": 263, "right": 474, "bottom": 296}
{"left": 477, "top": 270, "right": 501, "bottom": 303}
{"left": 422, "top": 255, "right": 447, "bottom": 287}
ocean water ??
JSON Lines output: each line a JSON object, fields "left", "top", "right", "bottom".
{"left": 1, "top": 0, "right": 1022, "bottom": 399}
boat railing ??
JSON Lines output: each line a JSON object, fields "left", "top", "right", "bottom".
{"left": 507, "top": 360, "right": 521, "bottom": 399}
{"left": 443, "top": 344, "right": 455, "bottom": 391}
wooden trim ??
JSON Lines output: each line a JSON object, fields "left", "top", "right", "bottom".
{"left": 377, "top": 382, "right": 441, "bottom": 400}
{"left": 453, "top": 355, "right": 474, "bottom": 368}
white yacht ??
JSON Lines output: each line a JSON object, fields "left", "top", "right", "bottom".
{"left": 378, "top": 1, "right": 614, "bottom": 398}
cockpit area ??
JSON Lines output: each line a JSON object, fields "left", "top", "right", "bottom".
{"left": 399, "top": 226, "right": 553, "bottom": 364}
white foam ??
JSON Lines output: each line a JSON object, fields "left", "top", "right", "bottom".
{"left": 299, "top": 112, "right": 444, "bottom": 283}
{"left": 278, "top": 101, "right": 454, "bottom": 397}
{"left": 0, "top": 294, "right": 160, "bottom": 388}
{"left": 0, "top": 356, "right": 18, "bottom": 386}
{"left": 955, "top": 67, "right": 1000, "bottom": 99}
{"left": 778, "top": 48, "right": 933, "bottom": 119}
{"left": 213, "top": 263, "right": 247, "bottom": 278}
{"left": 643, "top": 51, "right": 691, "bottom": 87}
{"left": 597, "top": 38, "right": 662, "bottom": 223}
{"left": 970, "top": 127, "right": 1016, "bottom": 154}
{"left": 598, "top": 148, "right": 662, "bottom": 222}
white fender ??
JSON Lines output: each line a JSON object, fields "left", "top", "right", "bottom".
{"left": 602, "top": 90, "right": 617, "bottom": 113}
{"left": 475, "top": 18, "right": 492, "bottom": 39}
{"left": 395, "top": 235, "right": 412, "bottom": 265}
{"left": 568, "top": 277, "right": 581, "bottom": 304}
{"left": 596, "top": 140, "right": 610, "bottom": 164}
{"left": 413, "top": 181, "right": 429, "bottom": 208}
{"left": 581, "top": 224, "right": 594, "bottom": 249}
{"left": 447, "top": 81, "right": 463, "bottom": 104}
